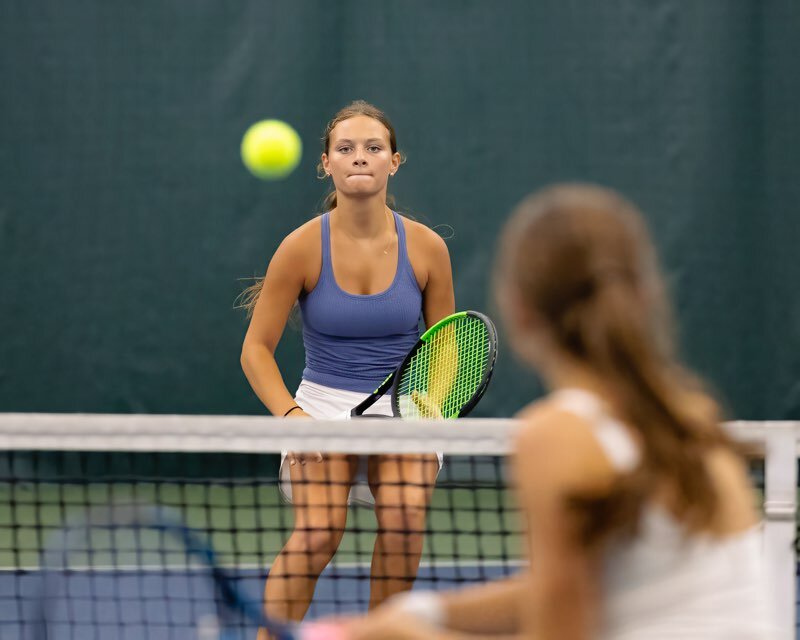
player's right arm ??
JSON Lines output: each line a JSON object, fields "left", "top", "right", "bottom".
{"left": 345, "top": 577, "right": 528, "bottom": 640}
{"left": 436, "top": 575, "right": 526, "bottom": 635}
{"left": 240, "top": 227, "right": 312, "bottom": 418}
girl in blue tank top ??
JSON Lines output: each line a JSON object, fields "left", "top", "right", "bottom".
{"left": 240, "top": 101, "right": 454, "bottom": 633}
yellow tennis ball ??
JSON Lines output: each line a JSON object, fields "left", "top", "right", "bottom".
{"left": 240, "top": 119, "right": 302, "bottom": 180}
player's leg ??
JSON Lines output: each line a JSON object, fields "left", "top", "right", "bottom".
{"left": 367, "top": 453, "right": 439, "bottom": 608}
{"left": 260, "top": 453, "right": 358, "bottom": 631}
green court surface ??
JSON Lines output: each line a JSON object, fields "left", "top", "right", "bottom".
{"left": 0, "top": 482, "right": 523, "bottom": 569}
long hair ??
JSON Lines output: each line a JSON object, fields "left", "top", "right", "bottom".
{"left": 496, "top": 184, "right": 732, "bottom": 546}
{"left": 237, "top": 101, "right": 403, "bottom": 317}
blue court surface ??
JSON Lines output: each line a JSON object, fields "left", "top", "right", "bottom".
{"left": 1, "top": 562, "right": 517, "bottom": 638}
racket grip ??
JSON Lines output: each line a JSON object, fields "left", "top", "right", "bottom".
{"left": 298, "top": 621, "right": 347, "bottom": 640}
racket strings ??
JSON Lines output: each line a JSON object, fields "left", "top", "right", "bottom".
{"left": 397, "top": 316, "right": 491, "bottom": 418}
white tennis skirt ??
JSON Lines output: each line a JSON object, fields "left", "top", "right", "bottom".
{"left": 280, "top": 379, "right": 443, "bottom": 508}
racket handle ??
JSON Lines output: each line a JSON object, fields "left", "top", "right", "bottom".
{"left": 350, "top": 393, "right": 379, "bottom": 417}
{"left": 298, "top": 621, "right": 347, "bottom": 640}
{"left": 351, "top": 371, "right": 396, "bottom": 417}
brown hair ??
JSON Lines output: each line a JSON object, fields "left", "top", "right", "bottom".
{"left": 496, "top": 184, "right": 732, "bottom": 545}
{"left": 236, "top": 101, "right": 402, "bottom": 317}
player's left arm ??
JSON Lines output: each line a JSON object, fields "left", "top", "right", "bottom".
{"left": 418, "top": 225, "right": 455, "bottom": 327}
{"left": 415, "top": 226, "right": 455, "bottom": 414}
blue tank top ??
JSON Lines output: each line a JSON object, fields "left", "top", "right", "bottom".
{"left": 299, "top": 211, "right": 423, "bottom": 393}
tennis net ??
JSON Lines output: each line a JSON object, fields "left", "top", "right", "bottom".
{"left": 0, "top": 414, "right": 796, "bottom": 638}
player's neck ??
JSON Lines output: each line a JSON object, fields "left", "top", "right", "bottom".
{"left": 542, "top": 356, "right": 609, "bottom": 398}
{"left": 332, "top": 195, "right": 392, "bottom": 238}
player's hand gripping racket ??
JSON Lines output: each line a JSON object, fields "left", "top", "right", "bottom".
{"left": 351, "top": 310, "right": 498, "bottom": 419}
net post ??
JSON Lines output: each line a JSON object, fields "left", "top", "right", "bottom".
{"left": 762, "top": 422, "right": 798, "bottom": 639}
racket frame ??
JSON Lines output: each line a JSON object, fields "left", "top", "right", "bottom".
{"left": 350, "top": 310, "right": 498, "bottom": 418}
{"left": 390, "top": 310, "right": 497, "bottom": 418}
{"left": 28, "top": 505, "right": 299, "bottom": 640}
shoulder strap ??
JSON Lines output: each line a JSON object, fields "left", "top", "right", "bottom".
{"left": 550, "top": 389, "right": 641, "bottom": 472}
{"left": 392, "top": 211, "right": 420, "bottom": 286}
{"left": 318, "top": 212, "right": 334, "bottom": 280}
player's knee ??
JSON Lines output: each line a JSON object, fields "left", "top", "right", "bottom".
{"left": 375, "top": 504, "right": 428, "bottom": 537}
{"left": 284, "top": 526, "right": 343, "bottom": 567}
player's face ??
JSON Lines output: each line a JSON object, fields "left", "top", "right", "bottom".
{"left": 322, "top": 116, "right": 400, "bottom": 198}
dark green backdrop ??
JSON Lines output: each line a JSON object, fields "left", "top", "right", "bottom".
{"left": 1, "top": 1, "right": 798, "bottom": 419}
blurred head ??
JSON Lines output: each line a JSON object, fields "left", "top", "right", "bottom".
{"left": 495, "top": 184, "right": 671, "bottom": 376}
{"left": 495, "top": 184, "right": 730, "bottom": 544}
{"left": 318, "top": 101, "right": 402, "bottom": 210}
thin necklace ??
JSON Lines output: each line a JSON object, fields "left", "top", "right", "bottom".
{"left": 382, "top": 209, "right": 395, "bottom": 255}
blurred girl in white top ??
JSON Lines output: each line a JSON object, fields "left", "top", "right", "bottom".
{"left": 344, "top": 184, "right": 776, "bottom": 639}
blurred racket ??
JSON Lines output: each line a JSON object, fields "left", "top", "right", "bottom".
{"left": 26, "top": 503, "right": 345, "bottom": 640}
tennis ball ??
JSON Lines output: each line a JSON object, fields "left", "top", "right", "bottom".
{"left": 240, "top": 119, "right": 302, "bottom": 180}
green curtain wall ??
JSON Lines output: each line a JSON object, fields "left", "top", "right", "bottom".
{"left": 1, "top": 1, "right": 798, "bottom": 419}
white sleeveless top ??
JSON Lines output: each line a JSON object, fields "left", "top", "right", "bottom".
{"left": 551, "top": 389, "right": 778, "bottom": 639}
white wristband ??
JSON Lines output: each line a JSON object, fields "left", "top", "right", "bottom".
{"left": 392, "top": 591, "right": 446, "bottom": 628}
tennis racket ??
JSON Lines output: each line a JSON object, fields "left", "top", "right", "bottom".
{"left": 26, "top": 504, "right": 346, "bottom": 640}
{"left": 351, "top": 310, "right": 498, "bottom": 419}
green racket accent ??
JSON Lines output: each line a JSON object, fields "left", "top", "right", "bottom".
{"left": 372, "top": 371, "right": 394, "bottom": 394}
{"left": 396, "top": 313, "right": 491, "bottom": 419}
{"left": 419, "top": 311, "right": 468, "bottom": 341}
